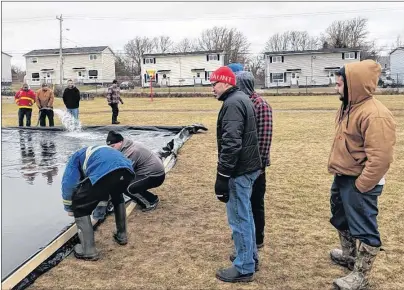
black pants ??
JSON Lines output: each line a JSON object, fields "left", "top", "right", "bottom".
{"left": 251, "top": 170, "right": 266, "bottom": 245}
{"left": 39, "top": 109, "right": 54, "bottom": 127}
{"left": 330, "top": 175, "right": 382, "bottom": 247}
{"left": 127, "top": 173, "right": 165, "bottom": 208}
{"left": 18, "top": 108, "right": 32, "bottom": 126}
{"left": 110, "top": 103, "right": 119, "bottom": 122}
{"left": 72, "top": 168, "right": 134, "bottom": 218}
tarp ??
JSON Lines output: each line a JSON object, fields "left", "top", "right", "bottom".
{"left": 1, "top": 124, "right": 207, "bottom": 290}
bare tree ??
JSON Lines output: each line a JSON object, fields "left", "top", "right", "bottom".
{"left": 198, "top": 26, "right": 250, "bottom": 63}
{"left": 153, "top": 36, "right": 174, "bottom": 53}
{"left": 321, "top": 17, "right": 368, "bottom": 48}
{"left": 124, "top": 37, "right": 155, "bottom": 75}
{"left": 174, "top": 38, "right": 199, "bottom": 53}
{"left": 245, "top": 55, "right": 264, "bottom": 80}
{"left": 11, "top": 65, "right": 25, "bottom": 82}
{"left": 115, "top": 55, "right": 132, "bottom": 77}
{"left": 264, "top": 31, "right": 319, "bottom": 52}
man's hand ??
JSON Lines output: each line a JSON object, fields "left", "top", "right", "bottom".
{"left": 67, "top": 211, "right": 74, "bottom": 217}
{"left": 215, "top": 173, "right": 230, "bottom": 203}
{"left": 120, "top": 100, "right": 124, "bottom": 104}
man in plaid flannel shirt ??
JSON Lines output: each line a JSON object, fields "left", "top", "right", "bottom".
{"left": 230, "top": 66, "right": 273, "bottom": 248}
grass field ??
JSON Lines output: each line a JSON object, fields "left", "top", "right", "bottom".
{"left": 1, "top": 95, "right": 403, "bottom": 290}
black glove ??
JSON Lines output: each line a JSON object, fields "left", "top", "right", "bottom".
{"left": 120, "top": 100, "right": 124, "bottom": 104}
{"left": 215, "top": 173, "right": 230, "bottom": 203}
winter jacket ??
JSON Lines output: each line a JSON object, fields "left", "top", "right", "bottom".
{"left": 36, "top": 88, "right": 54, "bottom": 109}
{"left": 119, "top": 138, "right": 165, "bottom": 177}
{"left": 236, "top": 71, "right": 273, "bottom": 167}
{"left": 107, "top": 85, "right": 122, "bottom": 104}
{"left": 216, "top": 86, "right": 262, "bottom": 177}
{"left": 15, "top": 89, "right": 36, "bottom": 109}
{"left": 63, "top": 87, "right": 81, "bottom": 109}
{"left": 61, "top": 145, "right": 134, "bottom": 212}
{"left": 328, "top": 60, "right": 396, "bottom": 193}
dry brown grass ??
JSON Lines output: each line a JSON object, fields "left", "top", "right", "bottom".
{"left": 1, "top": 96, "right": 403, "bottom": 290}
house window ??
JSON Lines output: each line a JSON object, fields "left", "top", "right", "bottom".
{"left": 208, "top": 54, "right": 218, "bottom": 61}
{"left": 31, "top": 58, "right": 38, "bottom": 64}
{"left": 272, "top": 73, "right": 284, "bottom": 83}
{"left": 145, "top": 58, "right": 155, "bottom": 64}
{"left": 31, "top": 73, "right": 40, "bottom": 81}
{"left": 89, "top": 54, "right": 97, "bottom": 60}
{"left": 344, "top": 52, "right": 355, "bottom": 59}
{"left": 272, "top": 56, "right": 282, "bottom": 63}
{"left": 88, "top": 70, "right": 98, "bottom": 79}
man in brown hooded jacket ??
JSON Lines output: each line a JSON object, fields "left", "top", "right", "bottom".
{"left": 328, "top": 60, "right": 396, "bottom": 290}
{"left": 36, "top": 83, "right": 55, "bottom": 127}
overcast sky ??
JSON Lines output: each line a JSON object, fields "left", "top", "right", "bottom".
{"left": 2, "top": 1, "right": 404, "bottom": 69}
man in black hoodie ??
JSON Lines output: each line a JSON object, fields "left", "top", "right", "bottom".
{"left": 62, "top": 79, "right": 81, "bottom": 120}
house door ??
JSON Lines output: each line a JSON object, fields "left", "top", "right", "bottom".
{"left": 290, "top": 72, "right": 299, "bottom": 86}
{"left": 160, "top": 73, "right": 169, "bottom": 87}
{"left": 194, "top": 72, "right": 202, "bottom": 85}
{"left": 42, "top": 72, "right": 52, "bottom": 84}
{"left": 77, "top": 71, "right": 85, "bottom": 82}
{"left": 328, "top": 71, "right": 336, "bottom": 84}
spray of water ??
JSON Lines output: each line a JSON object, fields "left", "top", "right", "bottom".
{"left": 53, "top": 109, "right": 82, "bottom": 132}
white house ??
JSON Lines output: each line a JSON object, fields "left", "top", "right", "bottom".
{"left": 2, "top": 52, "right": 12, "bottom": 85}
{"left": 23, "top": 46, "right": 116, "bottom": 86}
{"left": 264, "top": 48, "right": 361, "bottom": 88}
{"left": 390, "top": 47, "right": 404, "bottom": 85}
{"left": 141, "top": 50, "right": 226, "bottom": 87}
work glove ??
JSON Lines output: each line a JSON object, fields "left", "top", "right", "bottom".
{"left": 215, "top": 173, "right": 230, "bottom": 203}
{"left": 120, "top": 100, "right": 124, "bottom": 104}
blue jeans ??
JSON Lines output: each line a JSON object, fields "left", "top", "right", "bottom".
{"left": 67, "top": 108, "right": 79, "bottom": 120}
{"left": 227, "top": 170, "right": 260, "bottom": 274}
{"left": 330, "top": 175, "right": 383, "bottom": 247}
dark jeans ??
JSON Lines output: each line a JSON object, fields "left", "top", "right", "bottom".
{"left": 330, "top": 175, "right": 383, "bottom": 247}
{"left": 251, "top": 170, "right": 266, "bottom": 245}
{"left": 39, "top": 109, "right": 54, "bottom": 127}
{"left": 110, "top": 103, "right": 119, "bottom": 122}
{"left": 127, "top": 173, "right": 165, "bottom": 208}
{"left": 72, "top": 168, "right": 134, "bottom": 218}
{"left": 18, "top": 108, "right": 32, "bottom": 126}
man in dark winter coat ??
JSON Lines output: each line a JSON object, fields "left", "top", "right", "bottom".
{"left": 210, "top": 66, "right": 262, "bottom": 283}
{"left": 107, "top": 80, "right": 124, "bottom": 124}
{"left": 62, "top": 79, "right": 81, "bottom": 120}
{"left": 229, "top": 68, "right": 273, "bottom": 249}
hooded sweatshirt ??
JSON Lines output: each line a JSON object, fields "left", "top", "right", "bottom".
{"left": 236, "top": 71, "right": 273, "bottom": 167}
{"left": 328, "top": 60, "right": 396, "bottom": 193}
{"left": 119, "top": 138, "right": 165, "bottom": 177}
{"left": 63, "top": 86, "right": 81, "bottom": 109}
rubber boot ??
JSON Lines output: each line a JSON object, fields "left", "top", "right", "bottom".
{"left": 330, "top": 230, "right": 357, "bottom": 270}
{"left": 113, "top": 203, "right": 127, "bottom": 245}
{"left": 333, "top": 242, "right": 380, "bottom": 290}
{"left": 74, "top": 216, "right": 99, "bottom": 261}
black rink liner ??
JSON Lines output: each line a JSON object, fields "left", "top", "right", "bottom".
{"left": 1, "top": 123, "right": 207, "bottom": 290}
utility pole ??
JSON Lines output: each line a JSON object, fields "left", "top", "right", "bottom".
{"left": 56, "top": 14, "right": 63, "bottom": 88}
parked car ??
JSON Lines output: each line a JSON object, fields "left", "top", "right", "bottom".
{"left": 120, "top": 81, "right": 135, "bottom": 90}
{"left": 379, "top": 76, "right": 395, "bottom": 88}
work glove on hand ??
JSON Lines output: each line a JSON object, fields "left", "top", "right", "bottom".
{"left": 215, "top": 173, "right": 230, "bottom": 203}
{"left": 120, "top": 100, "right": 124, "bottom": 104}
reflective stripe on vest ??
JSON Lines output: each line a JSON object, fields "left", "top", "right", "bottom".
{"left": 82, "top": 145, "right": 110, "bottom": 174}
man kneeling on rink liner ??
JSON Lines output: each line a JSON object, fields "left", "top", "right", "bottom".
{"left": 92, "top": 131, "right": 165, "bottom": 220}
{"left": 62, "top": 145, "right": 135, "bottom": 261}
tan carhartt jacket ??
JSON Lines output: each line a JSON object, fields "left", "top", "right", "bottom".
{"left": 328, "top": 60, "right": 396, "bottom": 193}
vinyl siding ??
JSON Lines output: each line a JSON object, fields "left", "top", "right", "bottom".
{"left": 390, "top": 49, "right": 404, "bottom": 84}
{"left": 1, "top": 53, "right": 12, "bottom": 83}
{"left": 141, "top": 53, "right": 225, "bottom": 87}
{"left": 265, "top": 52, "right": 360, "bottom": 87}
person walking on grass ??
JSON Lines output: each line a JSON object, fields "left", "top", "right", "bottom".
{"left": 62, "top": 145, "right": 135, "bottom": 261}
{"left": 15, "top": 83, "right": 36, "bottom": 127}
{"left": 328, "top": 60, "right": 396, "bottom": 290}
{"left": 36, "top": 83, "right": 55, "bottom": 127}
{"left": 107, "top": 80, "right": 124, "bottom": 124}
{"left": 63, "top": 79, "right": 81, "bottom": 121}
{"left": 228, "top": 64, "right": 273, "bottom": 251}
{"left": 210, "top": 66, "right": 262, "bottom": 283}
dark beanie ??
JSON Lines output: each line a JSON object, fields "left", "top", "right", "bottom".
{"left": 106, "top": 131, "right": 123, "bottom": 145}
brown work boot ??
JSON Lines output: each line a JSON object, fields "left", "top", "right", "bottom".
{"left": 330, "top": 230, "right": 357, "bottom": 270}
{"left": 333, "top": 242, "right": 380, "bottom": 290}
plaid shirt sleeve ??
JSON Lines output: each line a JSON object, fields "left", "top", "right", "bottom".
{"left": 255, "top": 99, "right": 273, "bottom": 167}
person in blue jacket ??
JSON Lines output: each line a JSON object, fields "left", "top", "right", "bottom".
{"left": 62, "top": 145, "right": 135, "bottom": 260}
